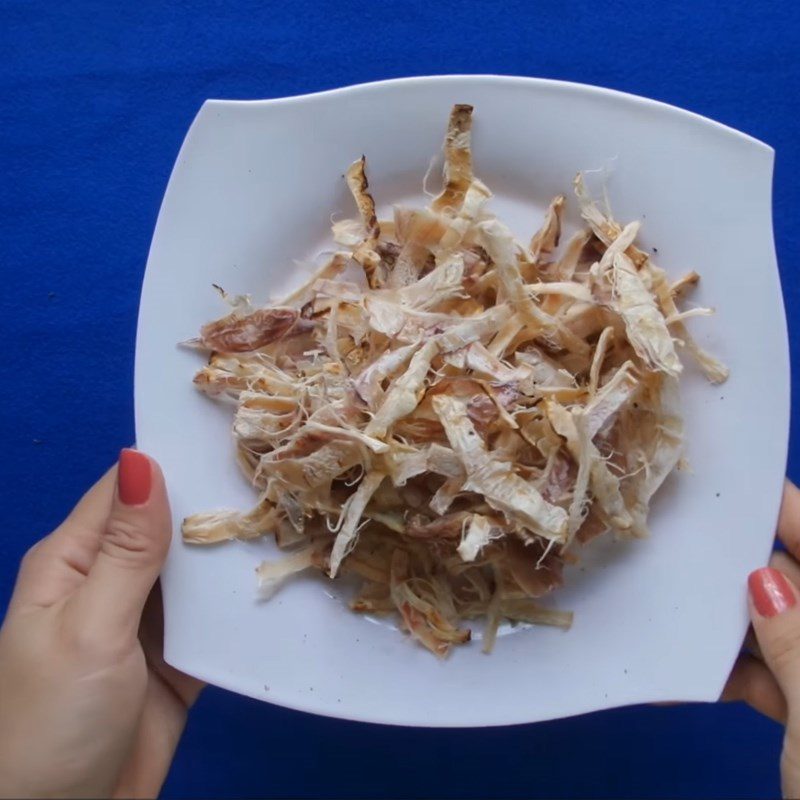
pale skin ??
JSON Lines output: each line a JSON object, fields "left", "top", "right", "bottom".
{"left": 721, "top": 481, "right": 800, "bottom": 797}
{"left": 0, "top": 454, "right": 798, "bottom": 797}
{"left": 0, "top": 456, "right": 203, "bottom": 799}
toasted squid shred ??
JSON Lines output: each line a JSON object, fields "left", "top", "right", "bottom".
{"left": 197, "top": 307, "right": 312, "bottom": 353}
{"left": 390, "top": 549, "right": 471, "bottom": 657}
{"left": 610, "top": 251, "right": 682, "bottom": 378}
{"left": 183, "top": 104, "right": 728, "bottom": 657}
{"left": 574, "top": 172, "right": 649, "bottom": 268}
{"left": 364, "top": 339, "right": 440, "bottom": 438}
{"left": 622, "top": 374, "right": 684, "bottom": 537}
{"left": 429, "top": 477, "right": 464, "bottom": 515}
{"left": 329, "top": 470, "right": 386, "bottom": 578}
{"left": 383, "top": 442, "right": 462, "bottom": 487}
{"left": 650, "top": 264, "right": 730, "bottom": 384}
{"left": 280, "top": 254, "right": 349, "bottom": 308}
{"left": 458, "top": 514, "right": 504, "bottom": 562}
{"left": 256, "top": 547, "right": 317, "bottom": 598}
{"left": 432, "top": 103, "right": 475, "bottom": 214}
{"left": 588, "top": 326, "right": 615, "bottom": 396}
{"left": 385, "top": 253, "right": 467, "bottom": 310}
{"left": 551, "top": 230, "right": 591, "bottom": 281}
{"left": 433, "top": 395, "right": 568, "bottom": 541}
{"left": 583, "top": 362, "right": 639, "bottom": 439}
{"left": 529, "top": 194, "right": 565, "bottom": 262}
{"left": 546, "top": 401, "right": 632, "bottom": 539}
{"left": 182, "top": 502, "right": 279, "bottom": 544}
{"left": 346, "top": 156, "right": 383, "bottom": 286}
{"left": 670, "top": 271, "right": 700, "bottom": 299}
{"left": 353, "top": 340, "right": 422, "bottom": 408}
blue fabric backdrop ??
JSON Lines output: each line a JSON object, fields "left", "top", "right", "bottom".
{"left": 2, "top": 1, "right": 798, "bottom": 797}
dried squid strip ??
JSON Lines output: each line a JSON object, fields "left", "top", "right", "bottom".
{"left": 183, "top": 501, "right": 279, "bottom": 544}
{"left": 329, "top": 470, "right": 386, "bottom": 578}
{"left": 345, "top": 156, "right": 383, "bottom": 286}
{"left": 529, "top": 194, "right": 565, "bottom": 262}
{"left": 432, "top": 103, "right": 475, "bottom": 215}
{"left": 183, "top": 102, "right": 727, "bottom": 659}
{"left": 199, "top": 307, "right": 312, "bottom": 353}
{"left": 546, "top": 401, "right": 632, "bottom": 536}
{"left": 433, "top": 394, "right": 568, "bottom": 542}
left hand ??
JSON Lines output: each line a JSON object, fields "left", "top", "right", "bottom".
{"left": 0, "top": 449, "right": 203, "bottom": 799}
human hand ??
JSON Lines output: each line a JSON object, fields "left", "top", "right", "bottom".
{"left": 723, "top": 481, "right": 800, "bottom": 798}
{"left": 0, "top": 450, "right": 203, "bottom": 799}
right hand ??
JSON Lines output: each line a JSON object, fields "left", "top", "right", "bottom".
{"left": 723, "top": 481, "right": 800, "bottom": 798}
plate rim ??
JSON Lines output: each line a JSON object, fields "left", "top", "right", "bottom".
{"left": 197, "top": 73, "right": 774, "bottom": 155}
{"left": 135, "top": 73, "right": 789, "bottom": 727}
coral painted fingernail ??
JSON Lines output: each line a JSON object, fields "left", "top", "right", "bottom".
{"left": 749, "top": 568, "right": 797, "bottom": 618}
{"left": 118, "top": 449, "right": 152, "bottom": 506}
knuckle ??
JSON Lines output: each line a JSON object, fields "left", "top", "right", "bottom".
{"left": 63, "top": 622, "right": 130, "bottom": 663}
{"left": 103, "top": 516, "right": 163, "bottom": 564}
{"left": 61, "top": 604, "right": 137, "bottom": 662}
{"left": 767, "top": 627, "right": 800, "bottom": 674}
{"left": 64, "top": 623, "right": 104, "bottom": 657}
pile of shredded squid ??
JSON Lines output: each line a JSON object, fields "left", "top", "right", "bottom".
{"left": 182, "top": 105, "right": 728, "bottom": 657}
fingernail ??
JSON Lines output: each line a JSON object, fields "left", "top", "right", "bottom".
{"left": 749, "top": 567, "right": 797, "bottom": 618}
{"left": 118, "top": 449, "right": 152, "bottom": 506}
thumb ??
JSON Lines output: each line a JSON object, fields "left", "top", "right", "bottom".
{"left": 749, "top": 566, "right": 800, "bottom": 799}
{"left": 71, "top": 449, "right": 171, "bottom": 641}
{"left": 749, "top": 567, "right": 800, "bottom": 705}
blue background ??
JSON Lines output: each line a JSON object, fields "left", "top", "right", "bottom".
{"left": 2, "top": 1, "right": 797, "bottom": 797}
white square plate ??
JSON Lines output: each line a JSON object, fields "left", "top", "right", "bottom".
{"left": 135, "top": 75, "right": 789, "bottom": 726}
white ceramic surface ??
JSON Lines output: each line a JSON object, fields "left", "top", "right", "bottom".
{"left": 135, "top": 75, "right": 789, "bottom": 727}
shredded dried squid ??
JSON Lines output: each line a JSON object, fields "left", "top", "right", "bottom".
{"left": 183, "top": 104, "right": 727, "bottom": 657}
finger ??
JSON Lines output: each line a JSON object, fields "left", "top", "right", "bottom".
{"left": 10, "top": 467, "right": 118, "bottom": 611}
{"left": 139, "top": 583, "right": 205, "bottom": 708}
{"left": 742, "top": 553, "right": 800, "bottom": 665}
{"left": 778, "top": 481, "right": 800, "bottom": 558}
{"left": 772, "top": 550, "right": 800, "bottom": 590}
{"left": 748, "top": 567, "right": 800, "bottom": 710}
{"left": 721, "top": 653, "right": 787, "bottom": 723}
{"left": 69, "top": 450, "right": 171, "bottom": 643}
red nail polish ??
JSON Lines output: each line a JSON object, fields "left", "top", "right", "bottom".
{"left": 749, "top": 568, "right": 797, "bottom": 618}
{"left": 118, "top": 449, "right": 152, "bottom": 506}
